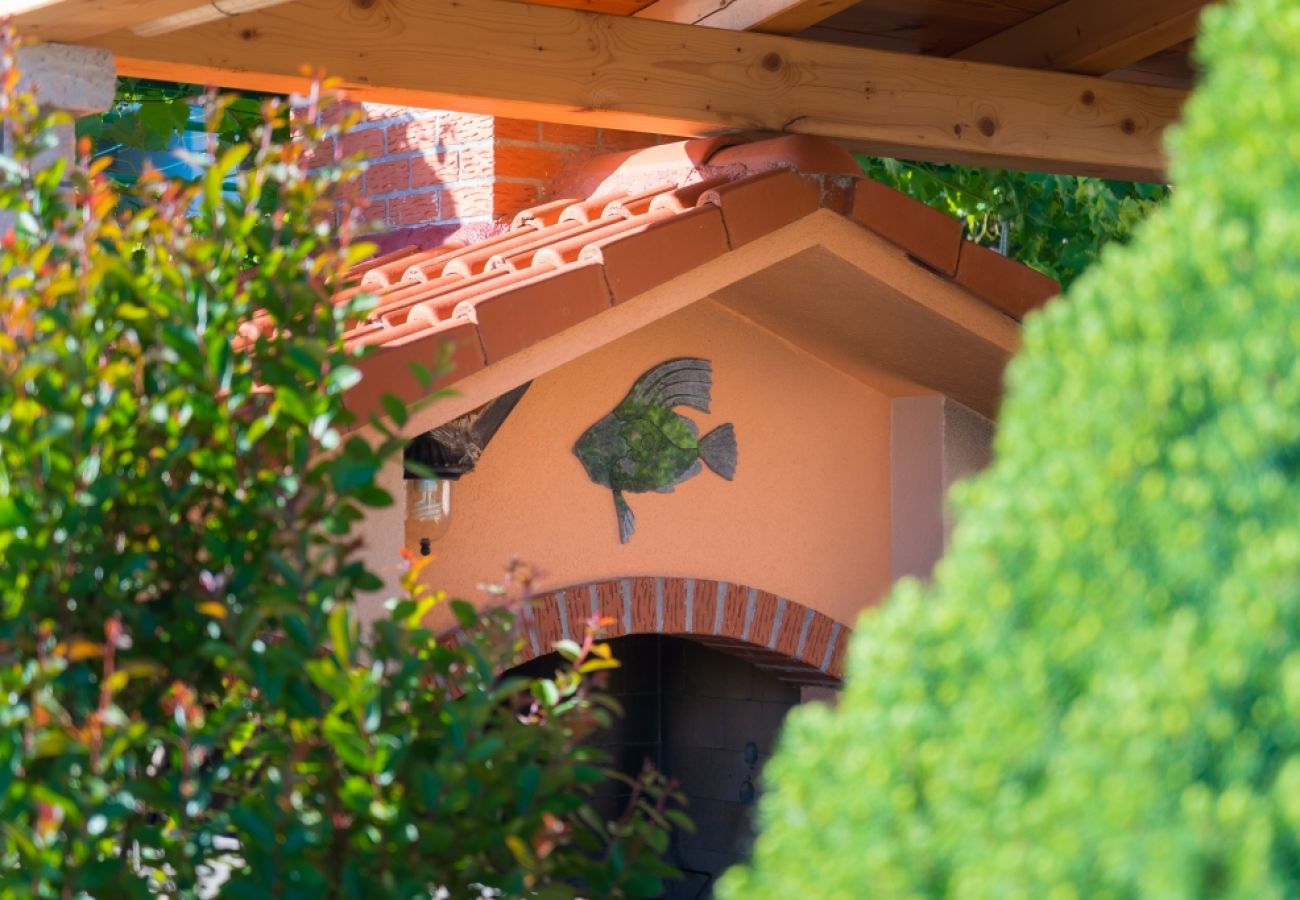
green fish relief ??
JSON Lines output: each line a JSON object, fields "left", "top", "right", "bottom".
{"left": 574, "top": 358, "right": 738, "bottom": 544}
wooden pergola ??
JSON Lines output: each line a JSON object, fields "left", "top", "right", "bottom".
{"left": 8, "top": 0, "right": 1210, "bottom": 181}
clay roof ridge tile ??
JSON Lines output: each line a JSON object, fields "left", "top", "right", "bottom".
{"left": 510, "top": 197, "right": 579, "bottom": 231}
{"left": 559, "top": 191, "right": 634, "bottom": 225}
{"left": 343, "top": 244, "right": 420, "bottom": 280}
{"left": 601, "top": 183, "right": 679, "bottom": 219}
{"left": 407, "top": 221, "right": 585, "bottom": 281}
{"left": 491, "top": 210, "right": 674, "bottom": 273}
{"left": 409, "top": 263, "right": 561, "bottom": 327}
{"left": 362, "top": 242, "right": 466, "bottom": 289}
{"left": 649, "top": 175, "right": 735, "bottom": 214}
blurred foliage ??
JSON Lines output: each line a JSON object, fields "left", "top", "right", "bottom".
{"left": 858, "top": 156, "right": 1168, "bottom": 289}
{"left": 0, "top": 32, "right": 682, "bottom": 898}
{"left": 76, "top": 77, "right": 270, "bottom": 156}
{"left": 724, "top": 0, "right": 1300, "bottom": 896}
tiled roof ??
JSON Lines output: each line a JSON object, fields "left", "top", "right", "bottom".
{"left": 324, "top": 135, "right": 1059, "bottom": 421}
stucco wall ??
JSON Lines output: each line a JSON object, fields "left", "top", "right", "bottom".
{"left": 410, "top": 298, "right": 893, "bottom": 628}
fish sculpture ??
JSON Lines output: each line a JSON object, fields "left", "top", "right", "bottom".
{"left": 574, "top": 358, "right": 737, "bottom": 544}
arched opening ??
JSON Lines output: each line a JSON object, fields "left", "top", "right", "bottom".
{"left": 504, "top": 578, "right": 849, "bottom": 898}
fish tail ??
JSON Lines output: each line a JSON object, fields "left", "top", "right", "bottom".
{"left": 699, "top": 423, "right": 737, "bottom": 480}
{"left": 614, "top": 491, "right": 636, "bottom": 544}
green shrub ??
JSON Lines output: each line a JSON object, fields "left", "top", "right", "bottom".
{"left": 721, "top": 0, "right": 1300, "bottom": 896}
{"left": 0, "top": 40, "right": 680, "bottom": 898}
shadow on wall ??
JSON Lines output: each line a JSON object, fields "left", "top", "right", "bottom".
{"left": 509, "top": 635, "right": 809, "bottom": 900}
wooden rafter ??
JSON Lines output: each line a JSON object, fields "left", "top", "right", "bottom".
{"left": 954, "top": 0, "right": 1211, "bottom": 75}
{"left": 80, "top": 0, "right": 1185, "bottom": 180}
{"left": 633, "top": 0, "right": 858, "bottom": 35}
{"left": 4, "top": 0, "right": 213, "bottom": 41}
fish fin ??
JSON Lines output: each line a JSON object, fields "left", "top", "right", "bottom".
{"left": 699, "top": 423, "right": 737, "bottom": 480}
{"left": 626, "top": 358, "right": 713, "bottom": 413}
{"left": 614, "top": 491, "right": 636, "bottom": 544}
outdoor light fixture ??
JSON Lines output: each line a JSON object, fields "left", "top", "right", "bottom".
{"left": 406, "top": 476, "right": 454, "bottom": 546}
{"left": 403, "top": 384, "right": 529, "bottom": 552}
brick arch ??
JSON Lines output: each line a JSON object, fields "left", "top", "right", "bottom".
{"left": 517, "top": 577, "right": 849, "bottom": 686}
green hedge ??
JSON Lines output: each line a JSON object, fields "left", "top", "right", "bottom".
{"left": 720, "top": 0, "right": 1300, "bottom": 896}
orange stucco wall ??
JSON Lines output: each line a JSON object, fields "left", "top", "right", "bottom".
{"left": 410, "top": 299, "right": 893, "bottom": 628}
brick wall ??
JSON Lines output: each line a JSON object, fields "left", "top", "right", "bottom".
{"left": 317, "top": 102, "right": 661, "bottom": 241}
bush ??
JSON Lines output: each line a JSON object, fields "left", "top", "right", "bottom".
{"left": 720, "top": 0, "right": 1300, "bottom": 896}
{"left": 0, "top": 37, "right": 679, "bottom": 899}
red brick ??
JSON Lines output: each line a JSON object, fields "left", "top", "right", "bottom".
{"left": 303, "top": 137, "right": 335, "bottom": 169}
{"left": 388, "top": 191, "right": 439, "bottom": 226}
{"left": 691, "top": 582, "right": 722, "bottom": 632}
{"left": 321, "top": 101, "right": 361, "bottom": 128}
{"left": 457, "top": 144, "right": 495, "bottom": 180}
{"left": 563, "top": 586, "right": 594, "bottom": 637}
{"left": 411, "top": 150, "right": 459, "bottom": 188}
{"left": 358, "top": 102, "right": 414, "bottom": 123}
{"left": 632, "top": 577, "right": 657, "bottom": 633}
{"left": 494, "top": 144, "right": 565, "bottom": 180}
{"left": 601, "top": 128, "right": 659, "bottom": 151}
{"left": 339, "top": 128, "right": 384, "bottom": 159}
{"left": 773, "top": 605, "right": 806, "bottom": 658}
{"left": 532, "top": 594, "right": 564, "bottom": 653}
{"left": 720, "top": 583, "right": 748, "bottom": 640}
{"left": 494, "top": 118, "right": 540, "bottom": 141}
{"left": 799, "top": 612, "right": 834, "bottom": 669}
{"left": 828, "top": 627, "right": 848, "bottom": 678}
{"left": 441, "top": 183, "right": 493, "bottom": 219}
{"left": 386, "top": 117, "right": 439, "bottom": 154}
{"left": 365, "top": 158, "right": 409, "bottom": 196}
{"left": 662, "top": 579, "right": 687, "bottom": 633}
{"left": 748, "top": 591, "right": 780, "bottom": 646}
{"left": 494, "top": 182, "right": 541, "bottom": 220}
{"left": 438, "top": 113, "right": 494, "bottom": 145}
{"left": 596, "top": 580, "right": 624, "bottom": 638}
{"left": 544, "top": 122, "right": 600, "bottom": 146}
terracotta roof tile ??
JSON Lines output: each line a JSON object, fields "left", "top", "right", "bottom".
{"left": 343, "top": 318, "right": 485, "bottom": 419}
{"left": 322, "top": 134, "right": 1060, "bottom": 422}
{"left": 510, "top": 197, "right": 577, "bottom": 230}
{"left": 411, "top": 265, "right": 558, "bottom": 326}
{"left": 954, "top": 241, "right": 1061, "bottom": 320}
{"left": 581, "top": 205, "right": 729, "bottom": 304}
{"left": 362, "top": 245, "right": 463, "bottom": 288}
{"left": 700, "top": 168, "right": 820, "bottom": 248}
{"left": 458, "top": 262, "right": 612, "bottom": 363}
{"left": 849, "top": 179, "right": 964, "bottom": 276}
{"left": 510, "top": 209, "right": 676, "bottom": 271}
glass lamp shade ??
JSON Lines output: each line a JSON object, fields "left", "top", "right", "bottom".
{"left": 407, "top": 477, "right": 453, "bottom": 542}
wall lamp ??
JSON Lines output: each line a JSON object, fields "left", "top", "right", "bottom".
{"left": 403, "top": 383, "right": 529, "bottom": 553}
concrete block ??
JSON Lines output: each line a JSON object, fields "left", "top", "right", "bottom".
{"left": 16, "top": 44, "right": 115, "bottom": 115}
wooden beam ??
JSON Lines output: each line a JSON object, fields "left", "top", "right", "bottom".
{"left": 633, "top": 0, "right": 858, "bottom": 35}
{"left": 508, "top": 0, "right": 657, "bottom": 13}
{"left": 81, "top": 0, "right": 1185, "bottom": 180}
{"left": 5, "top": 0, "right": 213, "bottom": 41}
{"left": 953, "top": 0, "right": 1210, "bottom": 75}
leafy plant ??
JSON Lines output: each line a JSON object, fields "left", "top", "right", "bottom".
{"left": 0, "top": 29, "right": 679, "bottom": 899}
{"left": 858, "top": 156, "right": 1168, "bottom": 289}
{"left": 723, "top": 0, "right": 1300, "bottom": 895}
